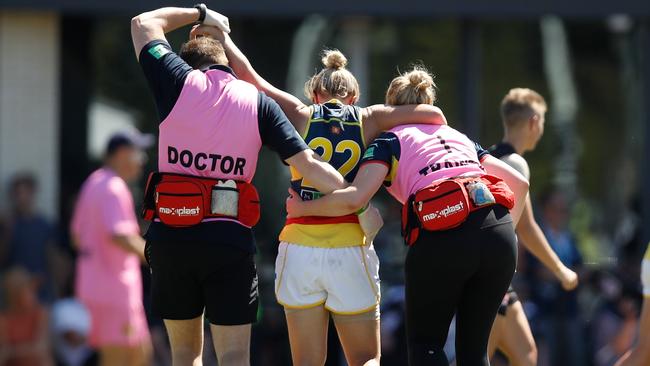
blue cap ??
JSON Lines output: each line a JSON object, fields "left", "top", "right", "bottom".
{"left": 105, "top": 132, "right": 154, "bottom": 157}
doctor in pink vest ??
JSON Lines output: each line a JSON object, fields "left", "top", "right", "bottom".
{"left": 131, "top": 5, "right": 346, "bottom": 366}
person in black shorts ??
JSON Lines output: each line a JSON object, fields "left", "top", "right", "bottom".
{"left": 131, "top": 6, "right": 347, "bottom": 365}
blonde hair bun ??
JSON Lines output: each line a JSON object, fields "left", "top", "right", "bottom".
{"left": 305, "top": 49, "right": 359, "bottom": 101}
{"left": 385, "top": 66, "right": 437, "bottom": 106}
{"left": 408, "top": 70, "right": 434, "bottom": 92}
{"left": 322, "top": 49, "right": 348, "bottom": 70}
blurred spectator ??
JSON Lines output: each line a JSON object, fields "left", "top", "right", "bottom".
{"left": 71, "top": 133, "right": 152, "bottom": 365}
{"left": 1, "top": 173, "right": 69, "bottom": 303}
{"left": 252, "top": 307, "right": 292, "bottom": 366}
{"left": 593, "top": 286, "right": 639, "bottom": 366}
{"left": 526, "top": 189, "right": 586, "bottom": 366}
{"left": 0, "top": 218, "right": 8, "bottom": 304}
{"left": 372, "top": 199, "right": 407, "bottom": 285}
{"left": 147, "top": 318, "right": 170, "bottom": 366}
{"left": 148, "top": 325, "right": 170, "bottom": 366}
{"left": 51, "top": 298, "right": 97, "bottom": 366}
{"left": 0, "top": 267, "right": 52, "bottom": 366}
{"left": 380, "top": 285, "right": 408, "bottom": 365}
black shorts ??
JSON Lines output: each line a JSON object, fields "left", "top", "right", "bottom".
{"left": 497, "top": 285, "right": 520, "bottom": 316}
{"left": 145, "top": 239, "right": 259, "bottom": 325}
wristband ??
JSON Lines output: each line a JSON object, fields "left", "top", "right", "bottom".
{"left": 193, "top": 3, "right": 207, "bottom": 23}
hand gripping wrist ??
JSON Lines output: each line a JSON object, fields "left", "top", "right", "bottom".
{"left": 203, "top": 7, "right": 231, "bottom": 33}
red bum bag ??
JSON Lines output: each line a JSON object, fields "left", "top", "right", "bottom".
{"left": 141, "top": 172, "right": 260, "bottom": 228}
{"left": 401, "top": 174, "right": 514, "bottom": 245}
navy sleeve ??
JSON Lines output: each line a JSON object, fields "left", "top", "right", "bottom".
{"left": 257, "top": 93, "right": 309, "bottom": 161}
{"left": 473, "top": 140, "right": 490, "bottom": 161}
{"left": 361, "top": 132, "right": 400, "bottom": 185}
{"left": 361, "top": 132, "right": 399, "bottom": 166}
{"left": 138, "top": 40, "right": 193, "bottom": 121}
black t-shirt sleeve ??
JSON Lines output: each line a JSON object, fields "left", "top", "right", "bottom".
{"left": 473, "top": 140, "right": 490, "bottom": 161}
{"left": 257, "top": 93, "right": 309, "bottom": 161}
{"left": 138, "top": 40, "right": 193, "bottom": 121}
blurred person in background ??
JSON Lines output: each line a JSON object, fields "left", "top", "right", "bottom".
{"left": 589, "top": 271, "right": 625, "bottom": 365}
{"left": 51, "top": 298, "right": 97, "bottom": 366}
{"left": 71, "top": 133, "right": 152, "bottom": 366}
{"left": 488, "top": 88, "right": 579, "bottom": 365}
{"left": 1, "top": 173, "right": 67, "bottom": 303}
{"left": 525, "top": 189, "right": 585, "bottom": 366}
{"left": 593, "top": 287, "right": 639, "bottom": 366}
{"left": 252, "top": 307, "right": 293, "bottom": 366}
{"left": 615, "top": 242, "right": 650, "bottom": 366}
{"left": 0, "top": 217, "right": 8, "bottom": 287}
{"left": 0, "top": 266, "right": 51, "bottom": 366}
{"left": 380, "top": 286, "right": 408, "bottom": 365}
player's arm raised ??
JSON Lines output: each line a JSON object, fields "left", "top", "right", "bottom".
{"left": 132, "top": 7, "right": 198, "bottom": 59}
{"left": 190, "top": 24, "right": 311, "bottom": 132}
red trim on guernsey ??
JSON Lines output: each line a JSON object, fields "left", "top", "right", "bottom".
{"left": 285, "top": 214, "right": 359, "bottom": 225}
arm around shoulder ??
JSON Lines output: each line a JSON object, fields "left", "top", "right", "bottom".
{"left": 362, "top": 104, "right": 447, "bottom": 143}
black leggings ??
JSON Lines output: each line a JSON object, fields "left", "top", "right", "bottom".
{"left": 405, "top": 205, "right": 517, "bottom": 366}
